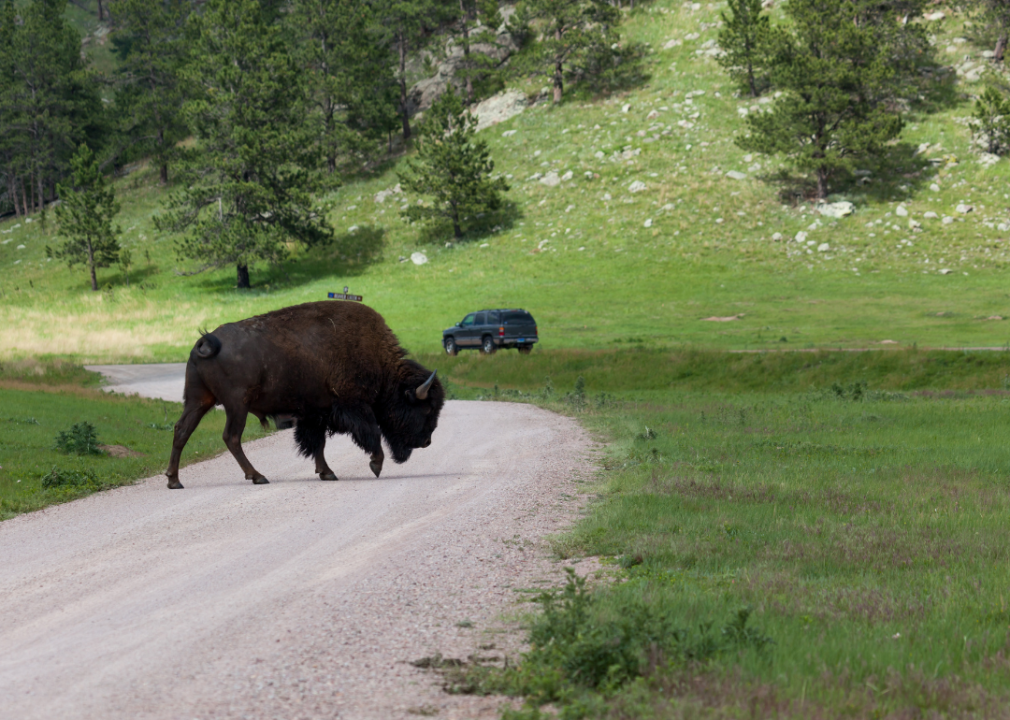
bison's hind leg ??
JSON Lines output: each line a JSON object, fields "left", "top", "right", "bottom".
{"left": 295, "top": 411, "right": 338, "bottom": 481}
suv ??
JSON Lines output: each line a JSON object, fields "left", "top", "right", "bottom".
{"left": 443, "top": 309, "right": 538, "bottom": 355}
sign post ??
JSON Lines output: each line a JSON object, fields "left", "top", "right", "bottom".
{"left": 328, "top": 286, "right": 363, "bottom": 302}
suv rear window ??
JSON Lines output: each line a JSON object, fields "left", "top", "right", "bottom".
{"left": 502, "top": 311, "right": 534, "bottom": 324}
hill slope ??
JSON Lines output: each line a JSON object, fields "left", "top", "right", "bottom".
{"left": 3, "top": 1, "right": 1010, "bottom": 362}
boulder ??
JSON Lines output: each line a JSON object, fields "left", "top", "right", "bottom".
{"left": 471, "top": 90, "right": 528, "bottom": 132}
{"left": 540, "top": 171, "right": 561, "bottom": 187}
{"left": 410, "top": 252, "right": 428, "bottom": 265}
{"left": 725, "top": 170, "right": 747, "bottom": 180}
{"left": 628, "top": 180, "right": 647, "bottom": 193}
{"left": 816, "top": 201, "right": 854, "bottom": 218}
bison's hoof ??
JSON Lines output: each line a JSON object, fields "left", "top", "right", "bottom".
{"left": 167, "top": 479, "right": 184, "bottom": 490}
{"left": 319, "top": 472, "right": 338, "bottom": 481}
{"left": 252, "top": 476, "right": 270, "bottom": 485}
{"left": 369, "top": 460, "right": 383, "bottom": 478}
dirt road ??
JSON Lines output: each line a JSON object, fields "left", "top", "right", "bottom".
{"left": 1, "top": 366, "right": 594, "bottom": 719}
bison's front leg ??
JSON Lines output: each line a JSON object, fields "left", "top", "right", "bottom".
{"left": 223, "top": 407, "right": 269, "bottom": 484}
{"left": 369, "top": 449, "right": 384, "bottom": 478}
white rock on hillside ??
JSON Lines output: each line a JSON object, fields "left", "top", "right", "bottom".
{"left": 663, "top": 39, "right": 682, "bottom": 49}
{"left": 772, "top": 232, "right": 783, "bottom": 240}
{"left": 373, "top": 184, "right": 402, "bottom": 204}
{"left": 560, "top": 170, "right": 573, "bottom": 181}
{"left": 795, "top": 231, "right": 808, "bottom": 243}
{"left": 817, "top": 201, "right": 854, "bottom": 218}
{"left": 923, "top": 211, "right": 939, "bottom": 219}
{"left": 628, "top": 180, "right": 647, "bottom": 193}
{"left": 725, "top": 170, "right": 747, "bottom": 180}
{"left": 411, "top": 252, "right": 428, "bottom": 265}
{"left": 540, "top": 171, "right": 561, "bottom": 187}
{"left": 644, "top": 218, "right": 653, "bottom": 228}
{"left": 930, "top": 183, "right": 940, "bottom": 192}
{"left": 956, "top": 204, "right": 974, "bottom": 214}
{"left": 472, "top": 90, "right": 528, "bottom": 132}
{"left": 817, "top": 243, "right": 830, "bottom": 252}
{"left": 895, "top": 205, "right": 908, "bottom": 217}
{"left": 942, "top": 216, "right": 954, "bottom": 224}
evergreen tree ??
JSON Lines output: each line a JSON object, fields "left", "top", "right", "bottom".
{"left": 969, "top": 0, "right": 1010, "bottom": 62}
{"left": 49, "top": 144, "right": 122, "bottom": 292}
{"left": 736, "top": 0, "right": 904, "bottom": 199}
{"left": 0, "top": 0, "right": 103, "bottom": 217}
{"left": 717, "top": 0, "right": 775, "bottom": 97}
{"left": 111, "top": 0, "right": 192, "bottom": 185}
{"left": 155, "top": 0, "right": 331, "bottom": 289}
{"left": 456, "top": 0, "right": 504, "bottom": 104}
{"left": 374, "top": 0, "right": 457, "bottom": 140}
{"left": 289, "top": 0, "right": 399, "bottom": 171}
{"left": 398, "top": 89, "right": 508, "bottom": 238}
{"left": 970, "top": 87, "right": 1010, "bottom": 155}
{"left": 513, "top": 0, "right": 619, "bottom": 104}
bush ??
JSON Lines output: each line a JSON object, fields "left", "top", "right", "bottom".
{"left": 53, "top": 421, "right": 104, "bottom": 455}
{"left": 970, "top": 87, "right": 1010, "bottom": 156}
{"left": 41, "top": 467, "right": 100, "bottom": 489}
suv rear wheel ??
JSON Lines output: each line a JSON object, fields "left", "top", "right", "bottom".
{"left": 444, "top": 337, "right": 458, "bottom": 356}
{"left": 481, "top": 336, "right": 496, "bottom": 355}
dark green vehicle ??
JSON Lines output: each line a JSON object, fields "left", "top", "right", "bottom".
{"left": 442, "top": 309, "right": 538, "bottom": 356}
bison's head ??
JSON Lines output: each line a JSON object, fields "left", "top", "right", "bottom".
{"left": 380, "top": 359, "right": 446, "bottom": 463}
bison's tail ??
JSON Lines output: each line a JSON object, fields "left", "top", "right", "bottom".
{"left": 193, "top": 332, "right": 222, "bottom": 360}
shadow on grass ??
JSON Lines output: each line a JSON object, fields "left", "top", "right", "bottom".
{"left": 764, "top": 142, "right": 936, "bottom": 207}
{"left": 411, "top": 199, "right": 523, "bottom": 247}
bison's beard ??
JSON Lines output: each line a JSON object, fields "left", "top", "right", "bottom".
{"left": 388, "top": 440, "right": 413, "bottom": 464}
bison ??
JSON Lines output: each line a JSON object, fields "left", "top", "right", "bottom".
{"left": 165, "top": 301, "right": 445, "bottom": 489}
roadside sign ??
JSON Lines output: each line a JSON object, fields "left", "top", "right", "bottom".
{"left": 328, "top": 286, "right": 363, "bottom": 302}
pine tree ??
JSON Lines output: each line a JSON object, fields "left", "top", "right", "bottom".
{"left": 289, "top": 0, "right": 399, "bottom": 171}
{"left": 969, "top": 0, "right": 1010, "bottom": 63}
{"left": 49, "top": 144, "right": 122, "bottom": 292}
{"left": 736, "top": 0, "right": 905, "bottom": 200}
{"left": 155, "top": 0, "right": 331, "bottom": 289}
{"left": 0, "top": 0, "right": 103, "bottom": 217}
{"left": 456, "top": 0, "right": 504, "bottom": 104}
{"left": 717, "top": 0, "right": 775, "bottom": 97}
{"left": 514, "top": 0, "right": 620, "bottom": 104}
{"left": 398, "top": 89, "right": 508, "bottom": 239}
{"left": 111, "top": 0, "right": 192, "bottom": 185}
{"left": 970, "top": 87, "right": 1010, "bottom": 155}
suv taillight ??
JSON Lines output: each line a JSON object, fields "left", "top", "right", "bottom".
{"left": 499, "top": 326, "right": 505, "bottom": 337}
{"left": 534, "top": 326, "right": 538, "bottom": 335}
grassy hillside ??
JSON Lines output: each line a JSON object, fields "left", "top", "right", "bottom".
{"left": 3, "top": 1, "right": 1010, "bottom": 362}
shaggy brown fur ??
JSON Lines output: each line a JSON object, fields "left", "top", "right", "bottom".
{"left": 165, "top": 301, "right": 445, "bottom": 489}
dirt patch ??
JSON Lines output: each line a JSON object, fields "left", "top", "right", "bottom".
{"left": 98, "top": 444, "right": 144, "bottom": 458}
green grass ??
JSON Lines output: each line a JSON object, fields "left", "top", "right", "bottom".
{"left": 0, "top": 366, "right": 266, "bottom": 520}
{"left": 4, "top": 2, "right": 1010, "bottom": 361}
{"left": 413, "top": 351, "right": 1010, "bottom": 718}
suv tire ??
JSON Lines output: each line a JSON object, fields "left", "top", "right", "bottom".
{"left": 444, "top": 337, "right": 458, "bottom": 356}
{"left": 481, "top": 336, "right": 497, "bottom": 355}
{"left": 518, "top": 345, "right": 532, "bottom": 355}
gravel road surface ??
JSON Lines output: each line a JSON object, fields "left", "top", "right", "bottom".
{"left": 1, "top": 365, "right": 595, "bottom": 719}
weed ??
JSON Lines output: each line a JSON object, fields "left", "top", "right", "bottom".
{"left": 53, "top": 421, "right": 104, "bottom": 455}
{"left": 40, "top": 467, "right": 99, "bottom": 489}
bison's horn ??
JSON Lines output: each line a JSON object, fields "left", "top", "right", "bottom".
{"left": 415, "top": 370, "right": 437, "bottom": 400}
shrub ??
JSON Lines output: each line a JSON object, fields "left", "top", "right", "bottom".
{"left": 53, "top": 421, "right": 104, "bottom": 455}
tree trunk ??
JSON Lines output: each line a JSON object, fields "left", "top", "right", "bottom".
{"left": 996, "top": 34, "right": 1007, "bottom": 63}
{"left": 816, "top": 167, "right": 827, "bottom": 200}
{"left": 553, "top": 29, "right": 563, "bottom": 104}
{"left": 237, "top": 263, "right": 250, "bottom": 289}
{"left": 88, "top": 239, "right": 98, "bottom": 291}
{"left": 37, "top": 174, "right": 44, "bottom": 213}
{"left": 399, "top": 31, "right": 411, "bottom": 140}
{"left": 452, "top": 217, "right": 462, "bottom": 238}
{"left": 10, "top": 175, "right": 21, "bottom": 217}
{"left": 20, "top": 179, "right": 28, "bottom": 218}
{"left": 97, "top": 0, "right": 104, "bottom": 21}
{"left": 158, "top": 128, "right": 168, "bottom": 184}
{"left": 460, "top": 0, "right": 473, "bottom": 103}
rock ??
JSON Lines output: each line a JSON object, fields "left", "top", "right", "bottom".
{"left": 908, "top": 219, "right": 921, "bottom": 229}
{"left": 560, "top": 170, "right": 573, "bottom": 181}
{"left": 815, "top": 243, "right": 828, "bottom": 252}
{"left": 502, "top": 129, "right": 517, "bottom": 137}
{"left": 529, "top": 172, "right": 543, "bottom": 181}
{"left": 956, "top": 204, "right": 974, "bottom": 214}
{"left": 725, "top": 170, "right": 747, "bottom": 180}
{"left": 646, "top": 109, "right": 660, "bottom": 120}
{"left": 480, "top": 243, "right": 489, "bottom": 248}
{"left": 621, "top": 103, "right": 631, "bottom": 113}
{"left": 472, "top": 90, "right": 528, "bottom": 131}
{"left": 939, "top": 268, "right": 953, "bottom": 275}
{"left": 584, "top": 171, "right": 594, "bottom": 179}
{"left": 772, "top": 232, "right": 783, "bottom": 241}
{"left": 983, "top": 50, "right": 996, "bottom": 59}
{"left": 795, "top": 231, "right": 808, "bottom": 243}
{"left": 684, "top": 32, "right": 700, "bottom": 40}
{"left": 628, "top": 180, "right": 647, "bottom": 193}
{"left": 399, "top": 256, "right": 408, "bottom": 263}
{"left": 644, "top": 218, "right": 653, "bottom": 228}
{"left": 952, "top": 37, "right": 967, "bottom": 45}
{"left": 895, "top": 205, "right": 908, "bottom": 217}
{"left": 540, "top": 171, "right": 561, "bottom": 187}
{"left": 373, "top": 184, "right": 402, "bottom": 204}
{"left": 942, "top": 216, "right": 954, "bottom": 224}
{"left": 16, "top": 244, "right": 25, "bottom": 250}
{"left": 999, "top": 223, "right": 1010, "bottom": 232}
{"left": 603, "top": 193, "right": 612, "bottom": 201}
{"left": 930, "top": 183, "right": 940, "bottom": 192}
{"left": 663, "top": 39, "right": 682, "bottom": 49}
{"left": 565, "top": 205, "right": 576, "bottom": 213}
{"left": 817, "top": 201, "right": 854, "bottom": 218}
{"left": 410, "top": 252, "right": 428, "bottom": 265}
{"left": 594, "top": 151, "right": 605, "bottom": 160}
{"left": 348, "top": 225, "right": 359, "bottom": 233}
{"left": 924, "top": 211, "right": 939, "bottom": 219}
{"left": 715, "top": 218, "right": 724, "bottom": 224}
{"left": 925, "top": 10, "right": 945, "bottom": 20}
{"left": 979, "top": 153, "right": 1000, "bottom": 167}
